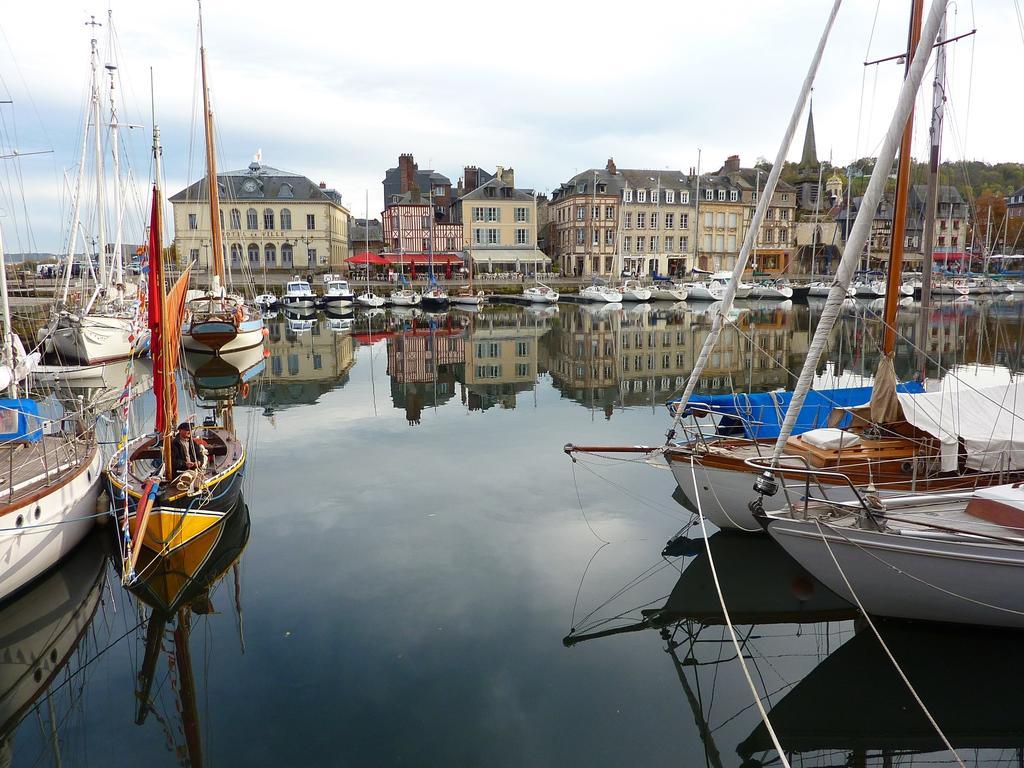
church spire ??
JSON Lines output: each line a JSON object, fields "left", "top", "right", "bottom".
{"left": 800, "top": 98, "right": 818, "bottom": 168}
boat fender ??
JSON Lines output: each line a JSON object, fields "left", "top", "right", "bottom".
{"left": 95, "top": 490, "right": 110, "bottom": 519}
{"left": 240, "top": 382, "right": 250, "bottom": 398}
{"left": 262, "top": 327, "right": 270, "bottom": 337}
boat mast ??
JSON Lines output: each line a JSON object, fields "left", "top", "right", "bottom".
{"left": 106, "top": 54, "right": 124, "bottom": 289}
{"left": 61, "top": 78, "right": 92, "bottom": 305}
{"left": 880, "top": 0, "right": 924, "bottom": 355}
{"left": 768, "top": 0, "right": 944, "bottom": 466}
{"left": 365, "top": 190, "right": 371, "bottom": 295}
{"left": 88, "top": 18, "right": 108, "bottom": 293}
{"left": 198, "top": 1, "right": 225, "bottom": 290}
{"left": 916, "top": 8, "right": 946, "bottom": 362}
{"left": 693, "top": 149, "right": 702, "bottom": 275}
{"left": 152, "top": 123, "right": 175, "bottom": 472}
{"left": 0, "top": 224, "right": 16, "bottom": 398}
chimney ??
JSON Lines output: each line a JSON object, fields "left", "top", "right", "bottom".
{"left": 463, "top": 166, "right": 479, "bottom": 195}
{"left": 723, "top": 155, "right": 741, "bottom": 174}
{"left": 319, "top": 181, "right": 327, "bottom": 189}
{"left": 499, "top": 166, "right": 515, "bottom": 187}
{"left": 409, "top": 182, "right": 421, "bottom": 205}
{"left": 606, "top": 157, "right": 617, "bottom": 175}
{"left": 399, "top": 153, "right": 417, "bottom": 194}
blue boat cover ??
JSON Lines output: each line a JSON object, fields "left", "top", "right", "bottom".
{"left": 668, "top": 382, "right": 926, "bottom": 439}
{"left": 0, "top": 398, "right": 44, "bottom": 443}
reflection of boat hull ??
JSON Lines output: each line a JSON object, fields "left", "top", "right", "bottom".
{"left": 0, "top": 445, "right": 102, "bottom": 601}
{"left": 0, "top": 531, "right": 106, "bottom": 739}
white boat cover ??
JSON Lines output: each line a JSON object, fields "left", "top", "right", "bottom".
{"left": 896, "top": 380, "right": 1024, "bottom": 472}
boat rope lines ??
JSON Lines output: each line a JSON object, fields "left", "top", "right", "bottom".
{"left": 570, "top": 454, "right": 693, "bottom": 525}
{"left": 689, "top": 456, "right": 791, "bottom": 768}
{"left": 812, "top": 519, "right": 966, "bottom": 767}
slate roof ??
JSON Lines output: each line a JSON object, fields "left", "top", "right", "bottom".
{"left": 459, "top": 176, "right": 534, "bottom": 202}
{"left": 169, "top": 162, "right": 341, "bottom": 204}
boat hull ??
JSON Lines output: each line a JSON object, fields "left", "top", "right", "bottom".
{"left": 355, "top": 294, "right": 386, "bottom": 308}
{"left": 451, "top": 295, "right": 485, "bottom": 307}
{"left": 765, "top": 514, "right": 1024, "bottom": 628}
{"left": 49, "top": 315, "right": 148, "bottom": 365}
{"left": 668, "top": 452, "right": 764, "bottom": 531}
{"left": 0, "top": 447, "right": 101, "bottom": 602}
{"left": 182, "top": 319, "right": 265, "bottom": 355}
{"left": 281, "top": 296, "right": 316, "bottom": 309}
{"left": 390, "top": 293, "right": 421, "bottom": 307}
{"left": 650, "top": 286, "right": 688, "bottom": 302}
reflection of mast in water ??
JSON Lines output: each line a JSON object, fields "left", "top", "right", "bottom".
{"left": 131, "top": 495, "right": 251, "bottom": 768}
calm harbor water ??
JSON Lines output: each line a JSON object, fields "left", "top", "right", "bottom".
{"left": 7, "top": 297, "right": 1024, "bottom": 766}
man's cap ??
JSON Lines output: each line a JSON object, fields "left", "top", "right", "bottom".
{"left": 177, "top": 422, "right": 192, "bottom": 431}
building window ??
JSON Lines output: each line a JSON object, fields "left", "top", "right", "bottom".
{"left": 265, "top": 243, "right": 277, "bottom": 265}
{"left": 665, "top": 213, "right": 675, "bottom": 228}
{"left": 624, "top": 189, "right": 633, "bottom": 202}
{"left": 248, "top": 243, "right": 260, "bottom": 263}
{"left": 517, "top": 228, "right": 528, "bottom": 245}
{"left": 782, "top": 193, "right": 790, "bottom": 202}
{"left": 681, "top": 213, "right": 689, "bottom": 229}
{"left": 715, "top": 234, "right": 724, "bottom": 251}
{"left": 576, "top": 205, "right": 585, "bottom": 221}
{"left": 605, "top": 229, "right": 614, "bottom": 245}
{"left": 592, "top": 205, "right": 600, "bottom": 219}
{"left": 624, "top": 236, "right": 632, "bottom": 252}
{"left": 717, "top": 189, "right": 726, "bottom": 201}
{"left": 188, "top": 213, "right": 197, "bottom": 230}
{"left": 282, "top": 243, "right": 293, "bottom": 265}
{"left": 779, "top": 228, "right": 788, "bottom": 244}
{"left": 727, "top": 235, "right": 737, "bottom": 251}
{"left": 651, "top": 236, "right": 659, "bottom": 252}
{"left": 307, "top": 248, "right": 317, "bottom": 265}
{"left": 230, "top": 209, "right": 241, "bottom": 229}
{"left": 576, "top": 229, "right": 584, "bottom": 245}
{"left": 281, "top": 209, "right": 292, "bottom": 229}
{"left": 605, "top": 205, "right": 614, "bottom": 220}
{"left": 306, "top": 213, "right": 316, "bottom": 230}
{"left": 666, "top": 190, "right": 675, "bottom": 204}
{"left": 219, "top": 210, "right": 225, "bottom": 231}
{"left": 263, "top": 208, "right": 275, "bottom": 229}
{"left": 637, "top": 213, "right": 646, "bottom": 229}
{"left": 624, "top": 212, "right": 633, "bottom": 229}
{"left": 780, "top": 208, "right": 789, "bottom": 221}
{"left": 716, "top": 213, "right": 725, "bottom": 228}
{"left": 473, "top": 228, "right": 483, "bottom": 245}
{"left": 487, "top": 229, "right": 499, "bottom": 245}
{"left": 728, "top": 213, "right": 738, "bottom": 228}
{"left": 681, "top": 235, "right": 688, "bottom": 251}
{"left": 729, "top": 190, "right": 738, "bottom": 202}
{"left": 703, "top": 234, "right": 712, "bottom": 251}
{"left": 650, "top": 212, "right": 659, "bottom": 229}
{"left": 666, "top": 236, "right": 674, "bottom": 251}
{"left": 636, "top": 236, "right": 645, "bottom": 252}
{"left": 230, "top": 243, "right": 242, "bottom": 264}
{"left": 681, "top": 191, "right": 689, "bottom": 204}
{"left": 637, "top": 189, "right": 647, "bottom": 203}
{"left": 246, "top": 208, "right": 258, "bottom": 229}
{"left": 190, "top": 247, "right": 200, "bottom": 262}
{"left": 515, "top": 207, "right": 528, "bottom": 222}
{"left": 705, "top": 189, "right": 713, "bottom": 201}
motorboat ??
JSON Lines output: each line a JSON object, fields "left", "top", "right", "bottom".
{"left": 579, "top": 283, "right": 623, "bottom": 303}
{"left": 356, "top": 291, "right": 386, "bottom": 308}
{"left": 320, "top": 279, "right": 354, "bottom": 310}
{"left": 280, "top": 278, "right": 317, "bottom": 309}
{"left": 680, "top": 280, "right": 725, "bottom": 302}
{"left": 254, "top": 293, "right": 277, "bottom": 309}
{"left": 391, "top": 288, "right": 422, "bottom": 306}
{"left": 522, "top": 283, "right": 560, "bottom": 303}
{"left": 649, "top": 282, "right": 689, "bottom": 301}
{"left": 709, "top": 271, "right": 753, "bottom": 298}
{"left": 618, "top": 280, "right": 652, "bottom": 302}
{"left": 451, "top": 288, "right": 486, "bottom": 307}
{"left": 747, "top": 280, "right": 794, "bottom": 300}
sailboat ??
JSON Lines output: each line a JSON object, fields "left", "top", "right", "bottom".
{"left": 0, "top": 223, "right": 103, "bottom": 601}
{"left": 355, "top": 193, "right": 386, "bottom": 308}
{"left": 451, "top": 251, "right": 485, "bottom": 307}
{"left": 45, "top": 23, "right": 148, "bottom": 366}
{"left": 180, "top": 7, "right": 265, "bottom": 356}
{"left": 107, "top": 123, "right": 245, "bottom": 571}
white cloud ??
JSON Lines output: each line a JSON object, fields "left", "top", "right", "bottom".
{"left": 0, "top": 0, "right": 1018, "bottom": 251}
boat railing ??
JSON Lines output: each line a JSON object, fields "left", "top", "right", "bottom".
{"left": 742, "top": 454, "right": 877, "bottom": 521}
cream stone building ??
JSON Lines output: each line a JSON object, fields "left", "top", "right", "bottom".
{"left": 451, "top": 167, "right": 549, "bottom": 274}
{"left": 170, "top": 160, "right": 351, "bottom": 274}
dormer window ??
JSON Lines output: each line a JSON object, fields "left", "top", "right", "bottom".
{"left": 637, "top": 189, "right": 647, "bottom": 203}
{"left": 597, "top": 184, "right": 607, "bottom": 194}
{"left": 729, "top": 190, "right": 738, "bottom": 202}
{"left": 666, "top": 190, "right": 675, "bottom": 203}
{"left": 705, "top": 189, "right": 713, "bottom": 201}
{"left": 681, "top": 191, "right": 689, "bottom": 205}
{"left": 717, "top": 189, "right": 726, "bottom": 201}
{"left": 624, "top": 189, "right": 633, "bottom": 202}
{"left": 278, "top": 183, "right": 294, "bottom": 199}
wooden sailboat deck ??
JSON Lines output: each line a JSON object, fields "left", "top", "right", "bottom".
{"left": 0, "top": 435, "right": 94, "bottom": 515}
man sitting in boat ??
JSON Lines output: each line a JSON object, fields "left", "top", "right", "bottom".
{"left": 171, "top": 422, "right": 207, "bottom": 487}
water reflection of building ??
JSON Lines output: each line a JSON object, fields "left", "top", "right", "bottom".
{"left": 545, "top": 304, "right": 805, "bottom": 416}
{"left": 459, "top": 308, "right": 551, "bottom": 411}
{"left": 260, "top": 315, "right": 355, "bottom": 409}
{"left": 386, "top": 318, "right": 465, "bottom": 424}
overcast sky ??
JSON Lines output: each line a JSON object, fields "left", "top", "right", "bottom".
{"left": 0, "top": 0, "right": 1018, "bottom": 253}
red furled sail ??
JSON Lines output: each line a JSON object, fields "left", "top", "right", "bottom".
{"left": 148, "top": 189, "right": 167, "bottom": 435}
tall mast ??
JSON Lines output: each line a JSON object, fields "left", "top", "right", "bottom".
{"left": 106, "top": 51, "right": 124, "bottom": 287}
{"left": 880, "top": 0, "right": 924, "bottom": 355}
{"left": 365, "top": 190, "right": 371, "bottom": 295}
{"left": 199, "top": 1, "right": 225, "bottom": 288}
{"left": 693, "top": 149, "right": 702, "bottom": 274}
{"left": 88, "top": 19, "right": 108, "bottom": 291}
{"left": 61, "top": 93, "right": 91, "bottom": 304}
{"left": 0, "top": 223, "right": 16, "bottom": 398}
{"left": 916, "top": 7, "right": 945, "bottom": 365}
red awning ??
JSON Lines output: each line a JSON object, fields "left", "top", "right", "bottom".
{"left": 346, "top": 252, "right": 389, "bottom": 265}
{"left": 382, "top": 253, "right": 464, "bottom": 266}
{"left": 932, "top": 251, "right": 969, "bottom": 261}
